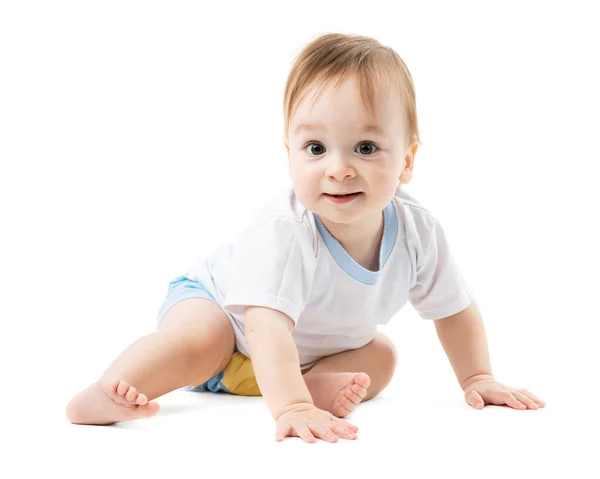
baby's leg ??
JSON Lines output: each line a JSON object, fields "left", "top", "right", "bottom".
{"left": 66, "top": 298, "right": 234, "bottom": 425}
{"left": 303, "top": 332, "right": 397, "bottom": 417}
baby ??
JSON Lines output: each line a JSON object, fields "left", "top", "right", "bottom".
{"left": 66, "top": 33, "right": 545, "bottom": 442}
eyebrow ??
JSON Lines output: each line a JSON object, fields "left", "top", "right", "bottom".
{"left": 293, "top": 122, "right": 385, "bottom": 136}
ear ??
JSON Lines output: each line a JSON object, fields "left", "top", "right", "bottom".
{"left": 399, "top": 141, "right": 419, "bottom": 184}
{"left": 283, "top": 135, "right": 290, "bottom": 155}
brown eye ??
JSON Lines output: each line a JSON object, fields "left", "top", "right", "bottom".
{"left": 305, "top": 142, "right": 325, "bottom": 156}
{"left": 356, "top": 142, "right": 377, "bottom": 155}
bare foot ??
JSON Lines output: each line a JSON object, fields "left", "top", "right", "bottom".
{"left": 304, "top": 372, "right": 370, "bottom": 418}
{"left": 66, "top": 380, "right": 160, "bottom": 425}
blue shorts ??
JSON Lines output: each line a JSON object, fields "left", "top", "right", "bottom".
{"left": 156, "top": 275, "right": 217, "bottom": 326}
{"left": 156, "top": 275, "right": 261, "bottom": 396}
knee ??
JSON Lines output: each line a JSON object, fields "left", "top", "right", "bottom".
{"left": 158, "top": 324, "right": 233, "bottom": 387}
{"left": 158, "top": 300, "right": 235, "bottom": 376}
{"left": 179, "top": 322, "right": 233, "bottom": 372}
{"left": 371, "top": 332, "right": 398, "bottom": 388}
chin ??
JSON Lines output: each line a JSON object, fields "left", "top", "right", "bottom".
{"left": 317, "top": 205, "right": 365, "bottom": 224}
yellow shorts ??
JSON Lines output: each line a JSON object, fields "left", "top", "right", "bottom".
{"left": 184, "top": 349, "right": 262, "bottom": 396}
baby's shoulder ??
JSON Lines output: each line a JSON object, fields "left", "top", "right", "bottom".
{"left": 393, "top": 187, "right": 443, "bottom": 254}
{"left": 240, "top": 188, "right": 315, "bottom": 239}
{"left": 394, "top": 187, "right": 437, "bottom": 228}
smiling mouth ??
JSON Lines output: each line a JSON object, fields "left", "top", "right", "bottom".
{"left": 325, "top": 192, "right": 362, "bottom": 197}
{"left": 323, "top": 192, "right": 363, "bottom": 204}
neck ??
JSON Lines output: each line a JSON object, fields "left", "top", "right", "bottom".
{"left": 320, "top": 209, "right": 385, "bottom": 271}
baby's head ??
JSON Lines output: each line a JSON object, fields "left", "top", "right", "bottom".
{"left": 283, "top": 33, "right": 421, "bottom": 228}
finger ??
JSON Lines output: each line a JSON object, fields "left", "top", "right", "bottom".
{"left": 504, "top": 392, "right": 527, "bottom": 410}
{"left": 330, "top": 424, "right": 358, "bottom": 440}
{"left": 308, "top": 425, "right": 338, "bottom": 443}
{"left": 334, "top": 418, "right": 359, "bottom": 432}
{"left": 296, "top": 425, "right": 317, "bottom": 443}
{"left": 512, "top": 391, "right": 539, "bottom": 409}
{"left": 516, "top": 388, "right": 546, "bottom": 407}
{"left": 465, "top": 389, "right": 485, "bottom": 410}
{"left": 276, "top": 423, "right": 292, "bottom": 442}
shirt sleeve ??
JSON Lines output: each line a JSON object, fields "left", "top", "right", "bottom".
{"left": 408, "top": 217, "right": 474, "bottom": 320}
{"left": 222, "top": 217, "right": 316, "bottom": 324}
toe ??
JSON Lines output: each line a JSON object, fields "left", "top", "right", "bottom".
{"left": 350, "top": 384, "right": 367, "bottom": 399}
{"left": 345, "top": 389, "right": 363, "bottom": 405}
{"left": 334, "top": 403, "right": 352, "bottom": 418}
{"left": 136, "top": 393, "right": 148, "bottom": 406}
{"left": 135, "top": 402, "right": 160, "bottom": 419}
{"left": 340, "top": 395, "right": 356, "bottom": 411}
{"left": 104, "top": 380, "right": 120, "bottom": 398}
{"left": 116, "top": 381, "right": 130, "bottom": 396}
{"left": 125, "top": 386, "right": 138, "bottom": 403}
{"left": 354, "top": 373, "right": 370, "bottom": 389}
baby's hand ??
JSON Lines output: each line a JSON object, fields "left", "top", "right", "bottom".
{"left": 463, "top": 376, "right": 546, "bottom": 410}
{"left": 275, "top": 402, "right": 359, "bottom": 443}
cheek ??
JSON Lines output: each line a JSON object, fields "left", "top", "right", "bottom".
{"left": 289, "top": 157, "right": 318, "bottom": 183}
{"left": 368, "top": 164, "right": 395, "bottom": 182}
{"left": 367, "top": 165, "right": 400, "bottom": 192}
{"left": 289, "top": 160, "right": 305, "bottom": 183}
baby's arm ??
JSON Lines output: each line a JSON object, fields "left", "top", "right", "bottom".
{"left": 434, "top": 300, "right": 545, "bottom": 410}
{"left": 434, "top": 300, "right": 493, "bottom": 390}
{"left": 244, "top": 306, "right": 358, "bottom": 442}
{"left": 244, "top": 305, "right": 313, "bottom": 417}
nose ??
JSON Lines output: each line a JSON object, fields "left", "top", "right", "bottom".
{"left": 325, "top": 153, "right": 355, "bottom": 181}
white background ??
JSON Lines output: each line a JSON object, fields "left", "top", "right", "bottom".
{"left": 1, "top": 1, "right": 599, "bottom": 477}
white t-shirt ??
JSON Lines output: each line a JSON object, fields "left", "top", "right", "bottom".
{"left": 186, "top": 186, "right": 474, "bottom": 370}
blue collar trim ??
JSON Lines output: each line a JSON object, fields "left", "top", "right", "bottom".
{"left": 314, "top": 201, "right": 397, "bottom": 285}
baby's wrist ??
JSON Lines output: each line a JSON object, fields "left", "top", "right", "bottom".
{"left": 274, "top": 400, "right": 314, "bottom": 421}
{"left": 460, "top": 373, "right": 494, "bottom": 391}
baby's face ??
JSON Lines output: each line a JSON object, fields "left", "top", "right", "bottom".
{"left": 285, "top": 74, "right": 416, "bottom": 229}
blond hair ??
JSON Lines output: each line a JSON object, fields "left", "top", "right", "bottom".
{"left": 283, "top": 33, "right": 421, "bottom": 148}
